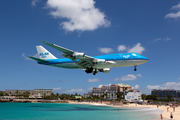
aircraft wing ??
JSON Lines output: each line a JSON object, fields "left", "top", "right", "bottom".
{"left": 41, "top": 40, "right": 96, "bottom": 68}
{"left": 41, "top": 40, "right": 74, "bottom": 56}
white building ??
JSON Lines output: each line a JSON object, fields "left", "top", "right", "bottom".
{"left": 124, "top": 89, "right": 142, "bottom": 102}
{"left": 83, "top": 83, "right": 132, "bottom": 100}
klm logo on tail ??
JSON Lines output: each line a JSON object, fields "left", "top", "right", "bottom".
{"left": 39, "top": 52, "right": 49, "bottom": 58}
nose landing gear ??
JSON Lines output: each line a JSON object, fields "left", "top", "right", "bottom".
{"left": 134, "top": 66, "right": 137, "bottom": 71}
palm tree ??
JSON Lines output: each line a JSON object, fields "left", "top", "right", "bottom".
{"left": 15, "top": 90, "right": 19, "bottom": 98}
{"left": 104, "top": 93, "right": 107, "bottom": 99}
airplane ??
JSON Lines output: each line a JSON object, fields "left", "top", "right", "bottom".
{"left": 29, "top": 40, "right": 149, "bottom": 75}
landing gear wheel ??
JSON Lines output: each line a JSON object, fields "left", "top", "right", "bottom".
{"left": 134, "top": 66, "right": 137, "bottom": 71}
{"left": 93, "top": 72, "right": 96, "bottom": 75}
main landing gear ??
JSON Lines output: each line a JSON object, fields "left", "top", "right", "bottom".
{"left": 134, "top": 66, "right": 137, "bottom": 71}
{"left": 85, "top": 67, "right": 98, "bottom": 75}
{"left": 93, "top": 69, "right": 98, "bottom": 75}
{"left": 85, "top": 67, "right": 93, "bottom": 74}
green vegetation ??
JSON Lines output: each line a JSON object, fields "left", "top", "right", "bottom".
{"left": 22, "top": 91, "right": 30, "bottom": 98}
{"left": 0, "top": 92, "right": 4, "bottom": 96}
{"left": 141, "top": 94, "right": 157, "bottom": 100}
{"left": 0, "top": 92, "right": 8, "bottom": 96}
{"left": 43, "top": 93, "right": 81, "bottom": 100}
{"left": 116, "top": 92, "right": 124, "bottom": 101}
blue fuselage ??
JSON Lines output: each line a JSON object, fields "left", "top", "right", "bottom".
{"left": 38, "top": 53, "right": 149, "bottom": 69}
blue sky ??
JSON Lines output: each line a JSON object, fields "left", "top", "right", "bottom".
{"left": 0, "top": 0, "right": 180, "bottom": 95}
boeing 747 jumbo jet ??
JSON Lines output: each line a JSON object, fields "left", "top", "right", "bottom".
{"left": 29, "top": 40, "right": 149, "bottom": 75}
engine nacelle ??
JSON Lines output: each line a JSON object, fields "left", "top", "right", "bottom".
{"left": 99, "top": 68, "right": 110, "bottom": 73}
{"left": 93, "top": 59, "right": 106, "bottom": 64}
{"left": 72, "top": 52, "right": 85, "bottom": 59}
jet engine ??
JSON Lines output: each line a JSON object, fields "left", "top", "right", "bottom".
{"left": 72, "top": 52, "right": 85, "bottom": 59}
{"left": 99, "top": 68, "right": 110, "bottom": 73}
{"left": 93, "top": 59, "right": 106, "bottom": 64}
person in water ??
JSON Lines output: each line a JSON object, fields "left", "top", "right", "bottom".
{"left": 160, "top": 114, "right": 163, "bottom": 120}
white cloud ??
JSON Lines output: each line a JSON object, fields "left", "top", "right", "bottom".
{"left": 98, "top": 48, "right": 113, "bottom": 54}
{"left": 31, "top": 0, "right": 41, "bottom": 7}
{"left": 116, "top": 43, "right": 145, "bottom": 54}
{"left": 163, "top": 37, "right": 171, "bottom": 41}
{"left": 114, "top": 74, "right": 142, "bottom": 81}
{"left": 137, "top": 74, "right": 142, "bottom": 77}
{"left": 165, "top": 3, "right": 180, "bottom": 19}
{"left": 117, "top": 45, "right": 127, "bottom": 52}
{"left": 171, "top": 3, "right": 180, "bottom": 10}
{"left": 98, "top": 83, "right": 111, "bottom": 88}
{"left": 65, "top": 88, "right": 85, "bottom": 94}
{"left": 144, "top": 82, "right": 180, "bottom": 94}
{"left": 132, "top": 85, "right": 139, "bottom": 89}
{"left": 53, "top": 87, "right": 89, "bottom": 94}
{"left": 88, "top": 87, "right": 92, "bottom": 90}
{"left": 22, "top": 53, "right": 30, "bottom": 60}
{"left": 155, "top": 38, "right": 162, "bottom": 41}
{"left": 152, "top": 37, "right": 171, "bottom": 43}
{"left": 46, "top": 0, "right": 111, "bottom": 32}
{"left": 53, "top": 87, "right": 61, "bottom": 91}
{"left": 165, "top": 11, "right": 180, "bottom": 19}
{"left": 128, "top": 43, "right": 145, "bottom": 54}
{"left": 22, "top": 53, "right": 39, "bottom": 60}
{"left": 87, "top": 78, "right": 100, "bottom": 82}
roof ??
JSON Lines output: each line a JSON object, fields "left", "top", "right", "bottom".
{"left": 117, "top": 83, "right": 131, "bottom": 87}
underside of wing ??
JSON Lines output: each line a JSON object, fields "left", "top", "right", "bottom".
{"left": 76, "top": 60, "right": 94, "bottom": 68}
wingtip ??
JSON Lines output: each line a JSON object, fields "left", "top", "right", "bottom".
{"left": 41, "top": 40, "right": 45, "bottom": 43}
{"left": 28, "top": 56, "right": 34, "bottom": 59}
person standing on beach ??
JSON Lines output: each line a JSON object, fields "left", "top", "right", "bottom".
{"left": 170, "top": 112, "right": 173, "bottom": 120}
{"left": 173, "top": 106, "right": 175, "bottom": 112}
{"left": 160, "top": 114, "right": 163, "bottom": 120}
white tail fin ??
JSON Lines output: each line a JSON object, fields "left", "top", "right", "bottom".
{"left": 36, "top": 45, "right": 57, "bottom": 59}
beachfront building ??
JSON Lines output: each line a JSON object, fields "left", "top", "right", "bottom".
{"left": 151, "top": 89, "right": 180, "bottom": 99}
{"left": 83, "top": 92, "right": 93, "bottom": 98}
{"left": 4, "top": 90, "right": 33, "bottom": 96}
{"left": 124, "top": 89, "right": 142, "bottom": 102}
{"left": 31, "top": 89, "right": 53, "bottom": 98}
{"left": 117, "top": 83, "right": 132, "bottom": 92}
{"left": 83, "top": 83, "right": 132, "bottom": 100}
{"left": 3, "top": 89, "right": 53, "bottom": 98}
{"left": 92, "top": 84, "right": 118, "bottom": 99}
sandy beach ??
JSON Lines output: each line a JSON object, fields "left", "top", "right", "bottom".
{"left": 117, "top": 103, "right": 180, "bottom": 120}
{"left": 68, "top": 101, "right": 180, "bottom": 120}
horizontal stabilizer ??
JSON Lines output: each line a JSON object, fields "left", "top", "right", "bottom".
{"left": 28, "top": 56, "right": 50, "bottom": 63}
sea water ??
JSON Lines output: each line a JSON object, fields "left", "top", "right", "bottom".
{"left": 0, "top": 103, "right": 162, "bottom": 120}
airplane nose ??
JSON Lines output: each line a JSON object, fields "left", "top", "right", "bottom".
{"left": 145, "top": 57, "right": 149, "bottom": 60}
{"left": 143, "top": 57, "right": 149, "bottom": 63}
{"left": 141, "top": 55, "right": 149, "bottom": 60}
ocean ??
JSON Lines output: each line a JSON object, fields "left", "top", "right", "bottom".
{"left": 0, "top": 103, "right": 162, "bottom": 120}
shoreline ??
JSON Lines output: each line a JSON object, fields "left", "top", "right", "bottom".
{"left": 67, "top": 101, "right": 179, "bottom": 120}
{"left": 1, "top": 99, "right": 179, "bottom": 120}
{"left": 118, "top": 103, "right": 179, "bottom": 120}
